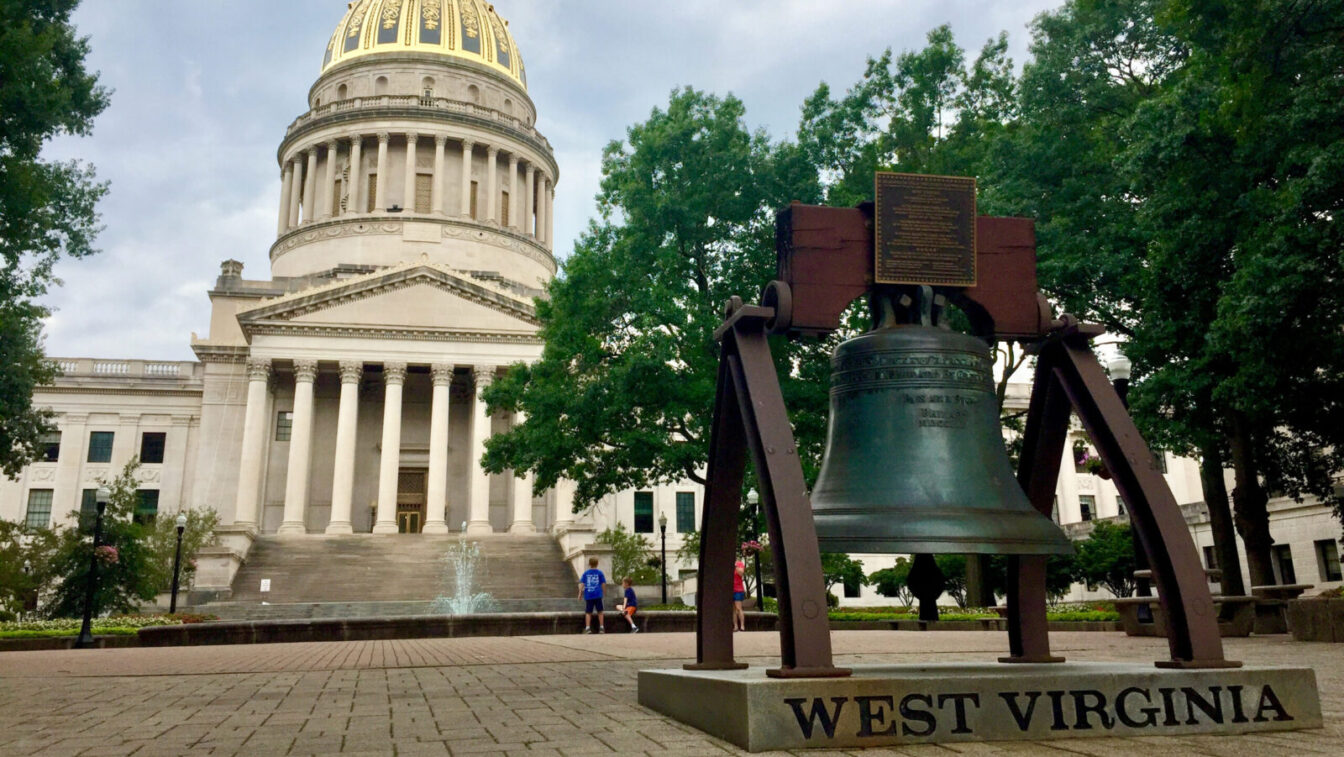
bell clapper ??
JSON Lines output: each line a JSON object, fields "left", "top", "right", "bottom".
{"left": 908, "top": 553, "right": 946, "bottom": 622}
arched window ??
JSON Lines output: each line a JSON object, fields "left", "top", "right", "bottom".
{"left": 467, "top": 84, "right": 480, "bottom": 105}
{"left": 421, "top": 76, "right": 435, "bottom": 99}
{"left": 337, "top": 83, "right": 348, "bottom": 100}
{"left": 314, "top": 97, "right": 322, "bottom": 107}
{"left": 375, "top": 76, "right": 389, "bottom": 96}
{"left": 503, "top": 98, "right": 513, "bottom": 115}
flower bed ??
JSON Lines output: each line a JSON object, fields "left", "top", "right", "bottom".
{"left": 0, "top": 613, "right": 218, "bottom": 637}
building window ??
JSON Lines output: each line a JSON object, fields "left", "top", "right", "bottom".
{"left": 80, "top": 489, "right": 99, "bottom": 531}
{"left": 1203, "top": 546, "right": 1219, "bottom": 571}
{"left": 675, "top": 492, "right": 696, "bottom": 533}
{"left": 24, "top": 490, "right": 53, "bottom": 529}
{"left": 336, "top": 83, "right": 348, "bottom": 100}
{"left": 633, "top": 491, "right": 653, "bottom": 534}
{"left": 41, "top": 431, "right": 61, "bottom": 462}
{"left": 414, "top": 173, "right": 432, "bottom": 213}
{"left": 374, "top": 75, "right": 388, "bottom": 95}
{"left": 366, "top": 174, "right": 378, "bottom": 212}
{"left": 470, "top": 180, "right": 479, "bottom": 219}
{"left": 134, "top": 490, "right": 159, "bottom": 525}
{"left": 1078, "top": 495, "right": 1095, "bottom": 522}
{"left": 1273, "top": 543, "right": 1297, "bottom": 585}
{"left": 1315, "top": 539, "right": 1342, "bottom": 582}
{"left": 276, "top": 411, "right": 293, "bottom": 441}
{"left": 140, "top": 432, "right": 166, "bottom": 464}
{"left": 500, "top": 191, "right": 510, "bottom": 226}
{"left": 87, "top": 431, "right": 114, "bottom": 463}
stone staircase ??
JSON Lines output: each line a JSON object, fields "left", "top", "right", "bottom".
{"left": 199, "top": 534, "right": 578, "bottom": 620}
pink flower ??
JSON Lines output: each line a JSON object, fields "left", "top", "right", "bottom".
{"left": 741, "top": 540, "right": 763, "bottom": 556}
{"left": 95, "top": 545, "right": 119, "bottom": 566}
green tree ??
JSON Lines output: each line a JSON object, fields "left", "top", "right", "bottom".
{"left": 596, "top": 522, "right": 659, "bottom": 585}
{"left": 820, "top": 552, "right": 867, "bottom": 605}
{"left": 482, "top": 88, "right": 822, "bottom": 509}
{"left": 143, "top": 507, "right": 219, "bottom": 594}
{"left": 868, "top": 557, "right": 913, "bottom": 607}
{"left": 0, "top": 518, "right": 58, "bottom": 619}
{"left": 42, "top": 460, "right": 158, "bottom": 618}
{"left": 934, "top": 554, "right": 969, "bottom": 608}
{"left": 1073, "top": 521, "right": 1137, "bottom": 598}
{"left": 0, "top": 0, "right": 109, "bottom": 476}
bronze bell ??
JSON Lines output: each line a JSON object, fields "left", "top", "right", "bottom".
{"left": 811, "top": 324, "right": 1073, "bottom": 555}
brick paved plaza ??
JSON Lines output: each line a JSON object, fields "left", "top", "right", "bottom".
{"left": 0, "top": 631, "right": 1339, "bottom": 756}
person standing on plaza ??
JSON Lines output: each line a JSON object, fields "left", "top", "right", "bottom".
{"left": 579, "top": 557, "right": 608, "bottom": 633}
{"left": 617, "top": 577, "right": 640, "bottom": 632}
{"left": 733, "top": 560, "right": 748, "bottom": 632}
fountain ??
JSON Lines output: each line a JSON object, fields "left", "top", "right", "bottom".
{"left": 431, "top": 531, "right": 497, "bottom": 615}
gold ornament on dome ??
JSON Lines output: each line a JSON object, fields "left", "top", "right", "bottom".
{"left": 460, "top": 0, "right": 480, "bottom": 38}
{"left": 488, "top": 9, "right": 510, "bottom": 53}
{"left": 347, "top": 0, "right": 371, "bottom": 38}
{"left": 422, "top": 0, "right": 442, "bottom": 30}
{"left": 381, "top": 0, "right": 404, "bottom": 30}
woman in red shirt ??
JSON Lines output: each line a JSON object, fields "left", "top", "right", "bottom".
{"left": 733, "top": 561, "right": 748, "bottom": 631}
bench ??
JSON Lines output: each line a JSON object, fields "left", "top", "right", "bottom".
{"left": 1112, "top": 595, "right": 1256, "bottom": 638}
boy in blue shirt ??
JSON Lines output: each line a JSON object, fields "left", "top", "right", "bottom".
{"left": 578, "top": 557, "right": 607, "bottom": 633}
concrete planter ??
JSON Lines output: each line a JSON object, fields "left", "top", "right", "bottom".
{"left": 1286, "top": 598, "right": 1344, "bottom": 642}
{"left": 0, "top": 635, "right": 139, "bottom": 652}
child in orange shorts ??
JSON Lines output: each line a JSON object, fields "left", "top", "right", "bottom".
{"left": 617, "top": 577, "right": 640, "bottom": 633}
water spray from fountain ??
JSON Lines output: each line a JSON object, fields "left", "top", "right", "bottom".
{"left": 431, "top": 525, "right": 497, "bottom": 614}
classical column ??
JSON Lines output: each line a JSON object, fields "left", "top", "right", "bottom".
{"left": 278, "top": 360, "right": 318, "bottom": 536}
{"left": 485, "top": 147, "right": 499, "bottom": 224}
{"left": 348, "top": 135, "right": 363, "bottom": 215}
{"left": 325, "top": 361, "right": 363, "bottom": 534}
{"left": 459, "top": 140, "right": 474, "bottom": 217}
{"left": 233, "top": 358, "right": 272, "bottom": 531}
{"left": 431, "top": 134, "right": 447, "bottom": 214}
{"left": 302, "top": 147, "right": 319, "bottom": 223}
{"left": 424, "top": 364, "right": 453, "bottom": 534}
{"left": 524, "top": 165, "right": 536, "bottom": 238}
{"left": 372, "top": 362, "right": 406, "bottom": 534}
{"left": 537, "top": 176, "right": 549, "bottom": 246}
{"left": 277, "top": 164, "right": 294, "bottom": 235}
{"left": 507, "top": 155, "right": 519, "bottom": 230}
{"left": 552, "top": 478, "right": 577, "bottom": 534}
{"left": 465, "top": 366, "right": 496, "bottom": 534}
{"left": 402, "top": 132, "right": 418, "bottom": 212}
{"left": 507, "top": 410, "right": 536, "bottom": 534}
{"left": 547, "top": 184, "right": 556, "bottom": 248}
{"left": 374, "top": 132, "right": 390, "bottom": 213}
{"left": 321, "top": 140, "right": 339, "bottom": 220}
{"left": 287, "top": 156, "right": 303, "bottom": 228}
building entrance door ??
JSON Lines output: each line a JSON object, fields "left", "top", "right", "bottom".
{"left": 397, "top": 469, "right": 426, "bottom": 534}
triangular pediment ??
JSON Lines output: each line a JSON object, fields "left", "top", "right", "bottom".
{"left": 235, "top": 264, "right": 540, "bottom": 341}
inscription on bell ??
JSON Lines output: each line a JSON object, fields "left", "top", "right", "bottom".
{"left": 874, "top": 172, "right": 977, "bottom": 287}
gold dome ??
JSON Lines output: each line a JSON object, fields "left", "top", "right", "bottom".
{"left": 322, "top": 0, "right": 526, "bottom": 90}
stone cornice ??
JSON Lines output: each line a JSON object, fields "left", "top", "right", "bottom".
{"left": 192, "top": 344, "right": 250, "bottom": 364}
{"left": 238, "top": 263, "right": 538, "bottom": 328}
{"left": 309, "top": 52, "right": 534, "bottom": 113}
{"left": 268, "top": 216, "right": 557, "bottom": 275}
{"left": 37, "top": 385, "right": 204, "bottom": 399}
{"left": 242, "top": 323, "right": 543, "bottom": 345}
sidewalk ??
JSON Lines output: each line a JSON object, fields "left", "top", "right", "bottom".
{"left": 0, "top": 631, "right": 1338, "bottom": 755}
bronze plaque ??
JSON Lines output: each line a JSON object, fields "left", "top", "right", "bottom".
{"left": 874, "top": 172, "right": 977, "bottom": 287}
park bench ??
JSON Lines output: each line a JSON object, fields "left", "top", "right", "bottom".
{"left": 1250, "top": 583, "right": 1314, "bottom": 634}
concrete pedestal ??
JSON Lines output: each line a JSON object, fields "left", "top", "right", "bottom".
{"left": 638, "top": 662, "right": 1321, "bottom": 752}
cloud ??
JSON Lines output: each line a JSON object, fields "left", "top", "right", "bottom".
{"left": 37, "top": 0, "right": 1061, "bottom": 360}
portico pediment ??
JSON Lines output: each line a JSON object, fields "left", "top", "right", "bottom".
{"left": 235, "top": 263, "right": 540, "bottom": 342}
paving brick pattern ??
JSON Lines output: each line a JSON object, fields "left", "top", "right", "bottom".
{"left": 0, "top": 632, "right": 1338, "bottom": 756}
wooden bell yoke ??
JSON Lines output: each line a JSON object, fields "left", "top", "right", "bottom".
{"left": 690, "top": 201, "right": 1237, "bottom": 679}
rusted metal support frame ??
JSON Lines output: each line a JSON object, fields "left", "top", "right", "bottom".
{"left": 1001, "top": 346, "right": 1072, "bottom": 664}
{"left": 1051, "top": 339, "right": 1238, "bottom": 669}
{"left": 690, "top": 307, "right": 848, "bottom": 678}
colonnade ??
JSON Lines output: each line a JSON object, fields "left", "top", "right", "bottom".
{"left": 232, "top": 359, "right": 540, "bottom": 536}
{"left": 275, "top": 132, "right": 555, "bottom": 248}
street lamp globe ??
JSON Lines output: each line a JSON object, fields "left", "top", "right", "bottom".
{"left": 747, "top": 489, "right": 759, "bottom": 506}
{"left": 176, "top": 511, "right": 188, "bottom": 531}
{"left": 95, "top": 486, "right": 110, "bottom": 506}
{"left": 1108, "top": 353, "right": 1132, "bottom": 382}
{"left": 658, "top": 512, "right": 668, "bottom": 532}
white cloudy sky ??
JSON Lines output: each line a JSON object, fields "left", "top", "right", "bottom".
{"left": 41, "top": 0, "right": 1062, "bottom": 360}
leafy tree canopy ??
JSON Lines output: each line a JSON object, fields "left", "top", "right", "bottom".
{"left": 0, "top": 0, "right": 109, "bottom": 476}
{"left": 1073, "top": 521, "right": 1138, "bottom": 598}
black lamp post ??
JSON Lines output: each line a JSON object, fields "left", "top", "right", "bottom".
{"left": 658, "top": 512, "right": 668, "bottom": 605}
{"left": 169, "top": 511, "right": 188, "bottom": 614}
{"left": 747, "top": 488, "right": 763, "bottom": 607}
{"left": 74, "top": 486, "right": 109, "bottom": 649}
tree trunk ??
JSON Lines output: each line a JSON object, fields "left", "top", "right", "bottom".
{"left": 964, "top": 555, "right": 997, "bottom": 608}
{"left": 1198, "top": 441, "right": 1246, "bottom": 596}
{"left": 1228, "top": 414, "right": 1276, "bottom": 587}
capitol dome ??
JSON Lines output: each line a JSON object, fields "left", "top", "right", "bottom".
{"left": 323, "top": 0, "right": 526, "bottom": 90}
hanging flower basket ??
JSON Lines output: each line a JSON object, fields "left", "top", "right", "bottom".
{"left": 1082, "top": 452, "right": 1111, "bottom": 480}
{"left": 94, "top": 545, "right": 119, "bottom": 566}
{"left": 741, "top": 540, "right": 763, "bottom": 557}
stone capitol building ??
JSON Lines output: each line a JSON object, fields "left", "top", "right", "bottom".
{"left": 2, "top": 1, "right": 1339, "bottom": 611}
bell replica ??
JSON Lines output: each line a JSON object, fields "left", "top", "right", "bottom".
{"left": 811, "top": 289, "right": 1073, "bottom": 556}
